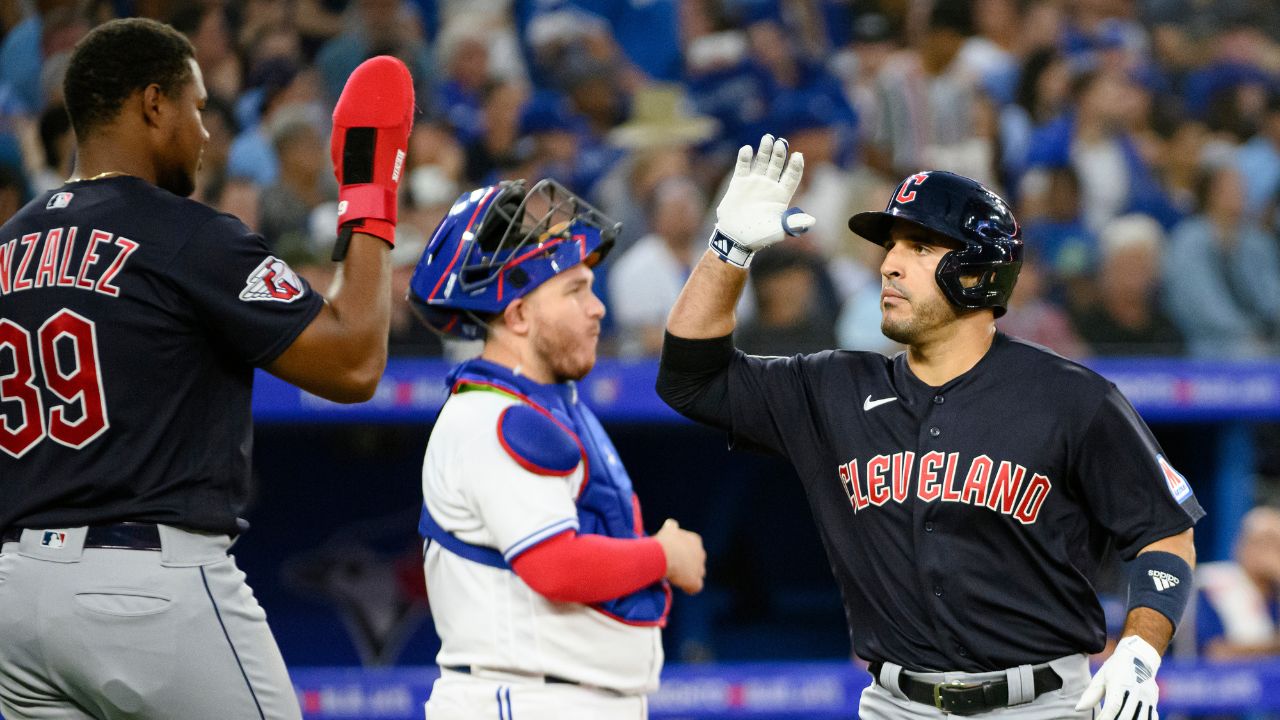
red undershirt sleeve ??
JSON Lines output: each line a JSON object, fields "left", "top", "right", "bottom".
{"left": 510, "top": 531, "right": 667, "bottom": 604}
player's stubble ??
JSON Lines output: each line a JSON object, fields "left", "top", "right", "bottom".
{"left": 532, "top": 315, "right": 600, "bottom": 383}
{"left": 158, "top": 59, "right": 209, "bottom": 198}
{"left": 880, "top": 285, "right": 963, "bottom": 345}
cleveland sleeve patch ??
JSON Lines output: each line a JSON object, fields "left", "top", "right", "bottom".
{"left": 497, "top": 405, "right": 581, "bottom": 476}
{"left": 239, "top": 256, "right": 306, "bottom": 303}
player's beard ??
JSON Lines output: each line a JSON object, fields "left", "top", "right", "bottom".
{"left": 156, "top": 161, "right": 197, "bottom": 198}
{"left": 532, "top": 321, "right": 599, "bottom": 382}
{"left": 157, "top": 126, "right": 201, "bottom": 198}
{"left": 880, "top": 289, "right": 961, "bottom": 345}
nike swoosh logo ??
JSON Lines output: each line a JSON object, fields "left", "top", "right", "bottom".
{"left": 863, "top": 395, "right": 898, "bottom": 411}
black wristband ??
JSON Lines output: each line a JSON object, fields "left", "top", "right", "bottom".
{"left": 1127, "top": 550, "right": 1193, "bottom": 631}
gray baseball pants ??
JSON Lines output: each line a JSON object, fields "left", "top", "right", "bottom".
{"left": 860, "top": 654, "right": 1094, "bottom": 719}
{"left": 0, "top": 525, "right": 301, "bottom": 720}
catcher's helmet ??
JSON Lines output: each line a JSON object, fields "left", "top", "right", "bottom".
{"left": 848, "top": 171, "right": 1022, "bottom": 317}
{"left": 408, "top": 178, "right": 619, "bottom": 339}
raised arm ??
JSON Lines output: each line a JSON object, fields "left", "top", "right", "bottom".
{"left": 269, "top": 232, "right": 391, "bottom": 402}
{"left": 666, "top": 134, "right": 811, "bottom": 339}
{"left": 658, "top": 134, "right": 812, "bottom": 432}
{"left": 268, "top": 56, "right": 414, "bottom": 402}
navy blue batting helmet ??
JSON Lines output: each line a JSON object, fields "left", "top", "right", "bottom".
{"left": 848, "top": 171, "right": 1022, "bottom": 317}
{"left": 408, "top": 178, "right": 619, "bottom": 339}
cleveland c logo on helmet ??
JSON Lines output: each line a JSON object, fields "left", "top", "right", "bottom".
{"left": 894, "top": 172, "right": 930, "bottom": 204}
{"left": 847, "top": 170, "right": 1023, "bottom": 317}
{"left": 406, "top": 179, "right": 620, "bottom": 339}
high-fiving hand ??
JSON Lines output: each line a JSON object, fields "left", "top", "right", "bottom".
{"left": 709, "top": 134, "right": 814, "bottom": 268}
{"left": 329, "top": 55, "right": 415, "bottom": 259}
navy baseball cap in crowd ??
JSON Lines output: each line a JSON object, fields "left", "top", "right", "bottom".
{"left": 519, "top": 91, "right": 581, "bottom": 136}
{"left": 768, "top": 88, "right": 854, "bottom": 137}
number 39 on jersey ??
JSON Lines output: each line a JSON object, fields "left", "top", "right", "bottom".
{"left": 0, "top": 309, "right": 109, "bottom": 458}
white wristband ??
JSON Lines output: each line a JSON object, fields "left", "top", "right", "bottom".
{"left": 708, "top": 230, "right": 755, "bottom": 268}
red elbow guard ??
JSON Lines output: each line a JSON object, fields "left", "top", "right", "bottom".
{"left": 330, "top": 55, "right": 415, "bottom": 257}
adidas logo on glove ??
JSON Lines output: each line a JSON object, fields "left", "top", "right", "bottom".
{"left": 1133, "top": 657, "right": 1153, "bottom": 683}
{"left": 1148, "top": 569, "right": 1180, "bottom": 591}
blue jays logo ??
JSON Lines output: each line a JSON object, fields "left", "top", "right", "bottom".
{"left": 283, "top": 516, "right": 430, "bottom": 665}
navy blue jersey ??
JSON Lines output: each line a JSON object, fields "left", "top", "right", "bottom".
{"left": 0, "top": 176, "right": 323, "bottom": 535}
{"left": 659, "top": 332, "right": 1204, "bottom": 672}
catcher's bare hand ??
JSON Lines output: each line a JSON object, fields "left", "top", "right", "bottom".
{"left": 655, "top": 518, "right": 706, "bottom": 594}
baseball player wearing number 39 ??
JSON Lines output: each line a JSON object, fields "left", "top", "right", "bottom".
{"left": 0, "top": 19, "right": 412, "bottom": 719}
{"left": 657, "top": 135, "right": 1205, "bottom": 719}
{"left": 406, "top": 179, "right": 706, "bottom": 719}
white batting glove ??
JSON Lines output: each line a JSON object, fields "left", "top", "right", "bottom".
{"left": 708, "top": 133, "right": 814, "bottom": 268}
{"left": 1075, "top": 635, "right": 1162, "bottom": 720}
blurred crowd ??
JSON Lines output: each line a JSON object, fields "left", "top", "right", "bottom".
{"left": 1181, "top": 505, "right": 1280, "bottom": 662}
{"left": 3, "top": 0, "right": 1280, "bottom": 361}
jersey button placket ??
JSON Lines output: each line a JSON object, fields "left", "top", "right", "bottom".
{"left": 916, "top": 387, "right": 951, "bottom": 634}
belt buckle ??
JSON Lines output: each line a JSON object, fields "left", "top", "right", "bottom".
{"left": 933, "top": 680, "right": 987, "bottom": 716}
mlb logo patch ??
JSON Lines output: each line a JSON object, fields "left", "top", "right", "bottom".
{"left": 1157, "top": 454, "right": 1192, "bottom": 502}
{"left": 41, "top": 531, "right": 67, "bottom": 549}
{"left": 46, "top": 192, "right": 73, "bottom": 210}
{"left": 240, "top": 256, "right": 306, "bottom": 303}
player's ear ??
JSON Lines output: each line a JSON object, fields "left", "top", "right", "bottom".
{"left": 140, "top": 83, "right": 166, "bottom": 129}
{"left": 503, "top": 297, "right": 532, "bottom": 336}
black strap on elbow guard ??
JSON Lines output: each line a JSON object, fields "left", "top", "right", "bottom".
{"left": 332, "top": 224, "right": 356, "bottom": 262}
{"left": 660, "top": 332, "right": 735, "bottom": 374}
{"left": 1127, "top": 550, "right": 1193, "bottom": 631}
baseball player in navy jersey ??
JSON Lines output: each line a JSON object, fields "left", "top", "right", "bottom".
{"left": 656, "top": 135, "right": 1204, "bottom": 719}
{"left": 406, "top": 179, "right": 706, "bottom": 720}
{"left": 0, "top": 19, "right": 414, "bottom": 720}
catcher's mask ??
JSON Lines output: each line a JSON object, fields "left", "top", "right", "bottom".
{"left": 848, "top": 170, "right": 1023, "bottom": 317}
{"left": 408, "top": 179, "right": 619, "bottom": 339}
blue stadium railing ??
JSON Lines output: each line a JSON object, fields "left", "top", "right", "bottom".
{"left": 253, "top": 357, "right": 1280, "bottom": 425}
{"left": 255, "top": 356, "right": 1280, "bottom": 561}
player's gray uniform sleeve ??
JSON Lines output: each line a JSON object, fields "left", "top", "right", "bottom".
{"left": 167, "top": 213, "right": 324, "bottom": 367}
{"left": 1073, "top": 384, "right": 1206, "bottom": 560}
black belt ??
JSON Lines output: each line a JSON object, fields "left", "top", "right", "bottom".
{"left": 1, "top": 522, "right": 162, "bottom": 550}
{"left": 869, "top": 661, "right": 1063, "bottom": 716}
{"left": 443, "top": 665, "right": 622, "bottom": 695}
{"left": 444, "top": 665, "right": 580, "bottom": 686}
